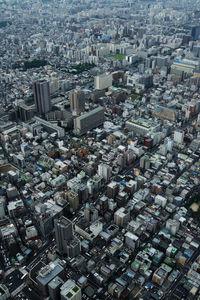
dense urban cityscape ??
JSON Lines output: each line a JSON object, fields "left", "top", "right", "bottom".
{"left": 0, "top": 0, "right": 200, "bottom": 299}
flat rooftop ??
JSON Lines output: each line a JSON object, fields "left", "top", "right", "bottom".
{"left": 77, "top": 106, "right": 104, "bottom": 121}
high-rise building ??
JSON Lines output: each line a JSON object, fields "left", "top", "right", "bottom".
{"left": 33, "top": 80, "right": 51, "bottom": 115}
{"left": 35, "top": 259, "right": 65, "bottom": 297}
{"left": 98, "top": 163, "right": 112, "bottom": 182}
{"left": 0, "top": 198, "right": 5, "bottom": 219}
{"left": 70, "top": 88, "right": 85, "bottom": 116}
{"left": 99, "top": 196, "right": 108, "bottom": 214}
{"left": 107, "top": 181, "right": 119, "bottom": 198}
{"left": 84, "top": 203, "right": 98, "bottom": 222}
{"left": 17, "top": 103, "right": 34, "bottom": 121}
{"left": 48, "top": 276, "right": 64, "bottom": 300}
{"left": 67, "top": 190, "right": 79, "bottom": 211}
{"left": 84, "top": 203, "right": 90, "bottom": 222}
{"left": 125, "top": 232, "right": 139, "bottom": 250}
{"left": 94, "top": 73, "right": 112, "bottom": 90}
{"left": 50, "top": 78, "right": 59, "bottom": 95}
{"left": 74, "top": 106, "right": 104, "bottom": 136}
{"left": 54, "top": 217, "right": 73, "bottom": 251}
{"left": 54, "top": 217, "right": 80, "bottom": 257}
{"left": 191, "top": 25, "right": 200, "bottom": 41}
{"left": 174, "top": 130, "right": 184, "bottom": 144}
{"left": 114, "top": 207, "right": 130, "bottom": 227}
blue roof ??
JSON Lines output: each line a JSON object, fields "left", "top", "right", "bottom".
{"left": 25, "top": 249, "right": 31, "bottom": 255}
{"left": 111, "top": 239, "right": 120, "bottom": 247}
{"left": 126, "top": 272, "right": 134, "bottom": 278}
{"left": 146, "top": 282, "right": 152, "bottom": 288}
{"left": 37, "top": 264, "right": 63, "bottom": 285}
{"left": 120, "top": 181, "right": 126, "bottom": 186}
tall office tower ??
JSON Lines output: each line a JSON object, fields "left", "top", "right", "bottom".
{"left": 54, "top": 217, "right": 73, "bottom": 250}
{"left": 54, "top": 217, "right": 80, "bottom": 257}
{"left": 33, "top": 80, "right": 51, "bottom": 115}
{"left": 70, "top": 88, "right": 85, "bottom": 116}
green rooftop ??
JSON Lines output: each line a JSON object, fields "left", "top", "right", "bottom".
{"left": 72, "top": 286, "right": 79, "bottom": 293}
{"left": 132, "top": 260, "right": 139, "bottom": 265}
{"left": 66, "top": 292, "right": 73, "bottom": 298}
{"left": 140, "top": 264, "right": 147, "bottom": 270}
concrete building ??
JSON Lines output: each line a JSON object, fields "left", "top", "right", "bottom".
{"left": 70, "top": 88, "right": 85, "bottom": 116}
{"left": 152, "top": 266, "right": 168, "bottom": 286}
{"left": 94, "top": 73, "right": 112, "bottom": 90}
{"left": 17, "top": 102, "right": 34, "bottom": 121}
{"left": 171, "top": 58, "right": 199, "bottom": 75}
{"left": 153, "top": 105, "right": 176, "bottom": 122}
{"left": 84, "top": 204, "right": 90, "bottom": 222}
{"left": 125, "top": 231, "right": 139, "bottom": 250}
{"left": 36, "top": 260, "right": 65, "bottom": 296}
{"left": 166, "top": 219, "right": 180, "bottom": 235}
{"left": 67, "top": 190, "right": 79, "bottom": 211}
{"left": 84, "top": 203, "right": 98, "bottom": 222}
{"left": 60, "top": 279, "right": 81, "bottom": 300}
{"left": 192, "top": 25, "right": 200, "bottom": 40}
{"left": 75, "top": 219, "right": 103, "bottom": 241}
{"left": 33, "top": 80, "right": 51, "bottom": 115}
{"left": 174, "top": 130, "right": 184, "bottom": 144}
{"left": 54, "top": 216, "right": 72, "bottom": 251}
{"left": 107, "top": 181, "right": 119, "bottom": 198}
{"left": 126, "top": 118, "right": 160, "bottom": 137}
{"left": 114, "top": 207, "right": 130, "bottom": 227}
{"left": 0, "top": 284, "right": 10, "bottom": 300}
{"left": 54, "top": 217, "right": 80, "bottom": 257}
{"left": 98, "top": 163, "right": 112, "bottom": 182}
{"left": 74, "top": 106, "right": 104, "bottom": 136}
{"left": 48, "top": 276, "right": 64, "bottom": 300}
{"left": 155, "top": 195, "right": 167, "bottom": 208}
{"left": 7, "top": 199, "right": 25, "bottom": 217}
{"left": 32, "top": 117, "right": 65, "bottom": 138}
{"left": 0, "top": 199, "right": 5, "bottom": 219}
{"left": 127, "top": 73, "right": 153, "bottom": 89}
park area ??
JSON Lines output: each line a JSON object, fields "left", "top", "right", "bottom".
{"left": 111, "top": 54, "right": 126, "bottom": 61}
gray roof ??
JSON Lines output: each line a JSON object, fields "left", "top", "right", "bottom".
{"left": 77, "top": 106, "right": 104, "bottom": 121}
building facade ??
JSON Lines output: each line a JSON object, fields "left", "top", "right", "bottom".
{"left": 33, "top": 80, "right": 51, "bottom": 115}
{"left": 74, "top": 106, "right": 104, "bottom": 136}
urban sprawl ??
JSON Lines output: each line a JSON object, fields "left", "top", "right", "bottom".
{"left": 0, "top": 0, "right": 200, "bottom": 299}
